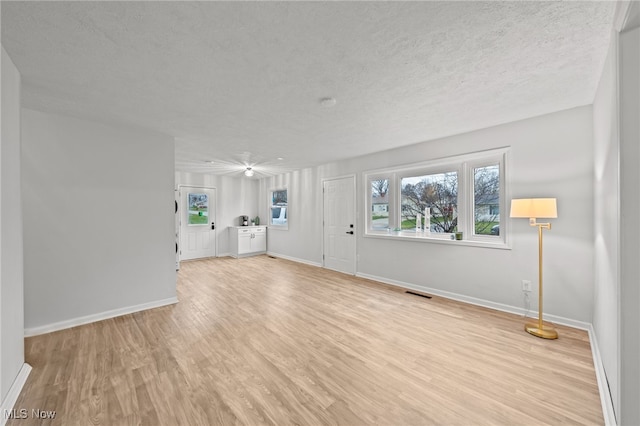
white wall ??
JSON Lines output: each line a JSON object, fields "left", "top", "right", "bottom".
{"left": 0, "top": 46, "right": 25, "bottom": 405}
{"left": 593, "top": 31, "right": 620, "bottom": 418}
{"left": 259, "top": 168, "right": 323, "bottom": 265}
{"left": 175, "top": 172, "right": 259, "bottom": 256}
{"left": 260, "top": 106, "right": 595, "bottom": 323}
{"left": 619, "top": 21, "right": 640, "bottom": 426}
{"left": 21, "top": 109, "right": 177, "bottom": 334}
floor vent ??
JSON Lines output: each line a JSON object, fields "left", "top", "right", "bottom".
{"left": 405, "top": 291, "right": 432, "bottom": 299}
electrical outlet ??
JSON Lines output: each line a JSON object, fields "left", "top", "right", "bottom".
{"left": 522, "top": 280, "right": 532, "bottom": 292}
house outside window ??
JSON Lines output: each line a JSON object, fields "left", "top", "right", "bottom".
{"left": 473, "top": 164, "right": 500, "bottom": 236}
{"left": 370, "top": 179, "right": 389, "bottom": 230}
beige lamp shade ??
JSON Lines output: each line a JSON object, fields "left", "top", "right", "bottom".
{"left": 510, "top": 198, "right": 557, "bottom": 218}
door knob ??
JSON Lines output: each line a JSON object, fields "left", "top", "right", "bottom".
{"left": 346, "top": 231, "right": 354, "bottom": 235}
{"left": 211, "top": 222, "right": 215, "bottom": 230}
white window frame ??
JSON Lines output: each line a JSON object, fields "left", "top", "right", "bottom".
{"left": 465, "top": 158, "right": 506, "bottom": 244}
{"left": 364, "top": 148, "right": 510, "bottom": 249}
{"left": 368, "top": 174, "right": 395, "bottom": 232}
{"left": 269, "top": 187, "right": 288, "bottom": 230}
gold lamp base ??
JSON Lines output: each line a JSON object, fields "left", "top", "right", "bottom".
{"left": 525, "top": 322, "right": 558, "bottom": 340}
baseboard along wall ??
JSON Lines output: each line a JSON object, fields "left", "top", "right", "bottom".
{"left": 0, "top": 364, "right": 32, "bottom": 426}
{"left": 24, "top": 297, "right": 178, "bottom": 337}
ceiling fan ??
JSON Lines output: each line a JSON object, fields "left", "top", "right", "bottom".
{"left": 183, "top": 151, "right": 289, "bottom": 179}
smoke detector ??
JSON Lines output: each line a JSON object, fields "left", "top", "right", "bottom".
{"left": 319, "top": 97, "right": 337, "bottom": 107}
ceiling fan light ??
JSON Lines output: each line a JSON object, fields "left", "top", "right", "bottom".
{"left": 244, "top": 168, "right": 254, "bottom": 177}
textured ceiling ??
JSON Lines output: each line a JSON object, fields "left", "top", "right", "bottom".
{"left": 2, "top": 1, "right": 615, "bottom": 178}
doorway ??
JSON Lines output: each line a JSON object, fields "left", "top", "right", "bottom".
{"left": 178, "top": 186, "right": 217, "bottom": 261}
{"left": 323, "top": 176, "right": 356, "bottom": 275}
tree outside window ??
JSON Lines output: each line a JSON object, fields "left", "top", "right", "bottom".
{"left": 473, "top": 165, "right": 500, "bottom": 235}
{"left": 371, "top": 179, "right": 389, "bottom": 230}
{"left": 401, "top": 172, "right": 458, "bottom": 233}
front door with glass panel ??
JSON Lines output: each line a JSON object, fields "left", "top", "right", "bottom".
{"left": 179, "top": 186, "right": 216, "bottom": 260}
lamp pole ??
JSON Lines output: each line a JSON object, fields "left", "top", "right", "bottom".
{"left": 525, "top": 220, "right": 557, "bottom": 339}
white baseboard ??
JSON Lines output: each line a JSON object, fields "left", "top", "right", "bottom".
{"left": 355, "top": 272, "right": 591, "bottom": 330}
{"left": 217, "top": 252, "right": 231, "bottom": 258}
{"left": 588, "top": 325, "right": 617, "bottom": 425}
{"left": 266, "top": 252, "right": 322, "bottom": 268}
{"left": 24, "top": 297, "right": 179, "bottom": 337}
{"left": 0, "top": 363, "right": 32, "bottom": 426}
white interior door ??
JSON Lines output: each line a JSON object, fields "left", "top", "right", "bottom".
{"left": 323, "top": 176, "right": 356, "bottom": 274}
{"left": 179, "top": 186, "right": 216, "bottom": 260}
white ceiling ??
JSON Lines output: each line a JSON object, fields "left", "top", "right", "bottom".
{"left": 2, "top": 1, "right": 615, "bottom": 178}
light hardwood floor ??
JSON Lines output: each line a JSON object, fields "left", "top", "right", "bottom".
{"left": 10, "top": 256, "right": 603, "bottom": 425}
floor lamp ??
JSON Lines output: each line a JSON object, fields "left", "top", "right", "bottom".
{"left": 510, "top": 198, "right": 558, "bottom": 339}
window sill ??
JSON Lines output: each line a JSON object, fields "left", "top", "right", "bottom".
{"left": 364, "top": 230, "right": 510, "bottom": 250}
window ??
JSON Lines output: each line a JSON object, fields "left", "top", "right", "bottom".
{"left": 188, "top": 193, "right": 209, "bottom": 225}
{"left": 270, "top": 188, "right": 288, "bottom": 229}
{"left": 473, "top": 164, "right": 500, "bottom": 236}
{"left": 370, "top": 179, "right": 389, "bottom": 230}
{"left": 364, "top": 148, "right": 508, "bottom": 248}
{"left": 401, "top": 171, "right": 458, "bottom": 233}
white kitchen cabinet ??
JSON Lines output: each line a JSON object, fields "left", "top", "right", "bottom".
{"left": 229, "top": 226, "right": 266, "bottom": 258}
